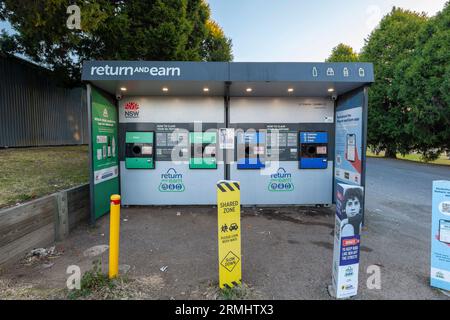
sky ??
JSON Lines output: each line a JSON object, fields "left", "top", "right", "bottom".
{"left": 0, "top": 0, "right": 447, "bottom": 62}
{"left": 207, "top": 0, "right": 448, "bottom": 62}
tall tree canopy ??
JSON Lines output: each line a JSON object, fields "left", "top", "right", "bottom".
{"left": 394, "top": 2, "right": 450, "bottom": 161}
{"left": 360, "top": 7, "right": 428, "bottom": 158}
{"left": 326, "top": 43, "right": 359, "bottom": 62}
{"left": 0, "top": 0, "right": 233, "bottom": 84}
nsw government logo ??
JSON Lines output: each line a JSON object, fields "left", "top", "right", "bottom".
{"left": 124, "top": 101, "right": 139, "bottom": 118}
{"left": 268, "top": 168, "right": 294, "bottom": 192}
{"left": 158, "top": 168, "right": 185, "bottom": 192}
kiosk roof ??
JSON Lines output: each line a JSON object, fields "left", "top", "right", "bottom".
{"left": 82, "top": 61, "right": 373, "bottom": 97}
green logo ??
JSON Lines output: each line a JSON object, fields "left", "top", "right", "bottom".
{"left": 345, "top": 266, "right": 354, "bottom": 277}
{"left": 158, "top": 168, "right": 185, "bottom": 192}
{"left": 268, "top": 168, "right": 294, "bottom": 192}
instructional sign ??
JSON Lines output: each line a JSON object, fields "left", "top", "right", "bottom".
{"left": 219, "top": 128, "right": 235, "bottom": 150}
{"left": 217, "top": 180, "right": 242, "bottom": 289}
{"left": 332, "top": 183, "right": 364, "bottom": 299}
{"left": 431, "top": 180, "right": 450, "bottom": 291}
{"left": 91, "top": 88, "right": 119, "bottom": 220}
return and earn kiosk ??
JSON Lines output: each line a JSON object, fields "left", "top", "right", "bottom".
{"left": 81, "top": 61, "right": 374, "bottom": 222}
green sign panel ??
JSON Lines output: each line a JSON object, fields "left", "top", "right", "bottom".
{"left": 91, "top": 88, "right": 119, "bottom": 220}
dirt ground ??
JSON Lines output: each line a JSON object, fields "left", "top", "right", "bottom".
{"left": 0, "top": 204, "right": 448, "bottom": 300}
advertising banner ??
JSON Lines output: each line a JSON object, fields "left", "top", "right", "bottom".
{"left": 91, "top": 88, "right": 119, "bottom": 220}
{"left": 332, "top": 183, "right": 364, "bottom": 299}
{"left": 335, "top": 107, "right": 363, "bottom": 186}
{"left": 217, "top": 181, "right": 242, "bottom": 288}
{"left": 431, "top": 181, "right": 450, "bottom": 291}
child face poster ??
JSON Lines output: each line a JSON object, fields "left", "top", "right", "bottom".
{"left": 332, "top": 183, "right": 364, "bottom": 299}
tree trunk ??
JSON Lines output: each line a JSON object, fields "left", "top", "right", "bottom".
{"left": 385, "top": 147, "right": 397, "bottom": 159}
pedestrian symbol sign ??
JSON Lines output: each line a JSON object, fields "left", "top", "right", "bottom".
{"left": 217, "top": 180, "right": 241, "bottom": 288}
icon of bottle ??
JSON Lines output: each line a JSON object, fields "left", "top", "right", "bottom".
{"left": 359, "top": 68, "right": 365, "bottom": 77}
{"left": 107, "top": 136, "right": 112, "bottom": 158}
{"left": 312, "top": 67, "right": 318, "bottom": 77}
{"left": 112, "top": 137, "right": 116, "bottom": 158}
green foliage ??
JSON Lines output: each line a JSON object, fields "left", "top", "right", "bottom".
{"left": 67, "top": 260, "right": 113, "bottom": 299}
{"left": 326, "top": 43, "right": 359, "bottom": 62}
{"left": 394, "top": 3, "right": 450, "bottom": 161}
{"left": 360, "top": 7, "right": 428, "bottom": 157}
{"left": 358, "top": 3, "right": 449, "bottom": 161}
{"left": 0, "top": 0, "right": 233, "bottom": 84}
{"left": 201, "top": 20, "right": 233, "bottom": 62}
{"left": 220, "top": 284, "right": 248, "bottom": 300}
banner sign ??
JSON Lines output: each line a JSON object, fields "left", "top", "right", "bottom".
{"left": 332, "top": 183, "right": 364, "bottom": 299}
{"left": 431, "top": 180, "right": 450, "bottom": 291}
{"left": 335, "top": 107, "right": 363, "bottom": 186}
{"left": 217, "top": 180, "right": 242, "bottom": 289}
{"left": 91, "top": 88, "right": 119, "bottom": 220}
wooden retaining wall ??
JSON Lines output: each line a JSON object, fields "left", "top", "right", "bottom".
{"left": 0, "top": 184, "right": 90, "bottom": 267}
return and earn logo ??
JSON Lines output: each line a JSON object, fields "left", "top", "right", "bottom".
{"left": 268, "top": 168, "right": 294, "bottom": 192}
{"left": 158, "top": 168, "right": 185, "bottom": 192}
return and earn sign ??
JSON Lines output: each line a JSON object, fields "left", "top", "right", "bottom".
{"left": 217, "top": 180, "right": 242, "bottom": 289}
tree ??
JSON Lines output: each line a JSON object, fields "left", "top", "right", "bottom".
{"left": 0, "top": 0, "right": 233, "bottom": 85}
{"left": 326, "top": 43, "right": 359, "bottom": 62}
{"left": 201, "top": 20, "right": 233, "bottom": 62}
{"left": 394, "top": 2, "right": 450, "bottom": 161}
{"left": 360, "top": 7, "right": 428, "bottom": 158}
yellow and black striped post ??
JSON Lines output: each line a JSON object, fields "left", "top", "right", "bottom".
{"left": 217, "top": 180, "right": 241, "bottom": 289}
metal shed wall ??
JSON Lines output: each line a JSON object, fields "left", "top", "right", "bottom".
{"left": 0, "top": 55, "right": 87, "bottom": 147}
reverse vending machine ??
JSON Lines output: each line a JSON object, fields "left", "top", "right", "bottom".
{"left": 229, "top": 97, "right": 335, "bottom": 205}
{"left": 189, "top": 132, "right": 218, "bottom": 169}
{"left": 237, "top": 131, "right": 266, "bottom": 170}
{"left": 125, "top": 132, "right": 155, "bottom": 169}
{"left": 82, "top": 61, "right": 373, "bottom": 218}
{"left": 299, "top": 132, "right": 328, "bottom": 169}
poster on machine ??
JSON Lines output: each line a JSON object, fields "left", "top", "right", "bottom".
{"left": 335, "top": 107, "right": 363, "bottom": 186}
{"left": 91, "top": 88, "right": 119, "bottom": 220}
{"left": 431, "top": 180, "right": 450, "bottom": 292}
{"left": 332, "top": 183, "right": 364, "bottom": 299}
{"left": 219, "top": 128, "right": 235, "bottom": 150}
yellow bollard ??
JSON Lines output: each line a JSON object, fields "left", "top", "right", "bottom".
{"left": 109, "top": 194, "right": 121, "bottom": 279}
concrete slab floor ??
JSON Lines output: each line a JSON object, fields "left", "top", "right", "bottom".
{"left": 0, "top": 205, "right": 448, "bottom": 300}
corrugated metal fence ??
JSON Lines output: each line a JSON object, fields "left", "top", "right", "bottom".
{"left": 0, "top": 55, "right": 88, "bottom": 147}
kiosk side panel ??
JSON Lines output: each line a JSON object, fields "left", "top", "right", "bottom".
{"left": 334, "top": 87, "right": 367, "bottom": 192}
{"left": 88, "top": 87, "right": 120, "bottom": 221}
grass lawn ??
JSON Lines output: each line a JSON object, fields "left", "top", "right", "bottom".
{"left": 367, "top": 150, "right": 450, "bottom": 166}
{"left": 0, "top": 146, "right": 89, "bottom": 209}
